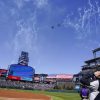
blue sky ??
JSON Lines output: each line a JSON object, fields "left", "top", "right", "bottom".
{"left": 0, "top": 0, "right": 100, "bottom": 74}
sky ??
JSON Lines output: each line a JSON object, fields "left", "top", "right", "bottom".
{"left": 0, "top": 0, "right": 100, "bottom": 74}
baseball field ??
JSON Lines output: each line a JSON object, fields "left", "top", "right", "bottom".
{"left": 0, "top": 89, "right": 80, "bottom": 100}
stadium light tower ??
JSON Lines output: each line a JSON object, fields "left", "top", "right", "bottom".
{"left": 18, "top": 51, "right": 29, "bottom": 66}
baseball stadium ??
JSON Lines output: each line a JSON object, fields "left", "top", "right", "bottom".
{"left": 1, "top": 0, "right": 100, "bottom": 99}
{"left": 0, "top": 51, "right": 80, "bottom": 100}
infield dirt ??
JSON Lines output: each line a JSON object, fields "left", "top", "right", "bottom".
{"left": 0, "top": 89, "right": 51, "bottom": 100}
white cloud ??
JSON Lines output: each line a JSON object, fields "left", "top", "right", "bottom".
{"left": 14, "top": 16, "right": 38, "bottom": 53}
{"left": 34, "top": 0, "right": 48, "bottom": 9}
{"left": 63, "top": 0, "right": 100, "bottom": 40}
{"left": 6, "top": 0, "right": 41, "bottom": 64}
{"left": 15, "top": 0, "right": 49, "bottom": 9}
{"left": 14, "top": 0, "right": 24, "bottom": 9}
{"left": 14, "top": 0, "right": 31, "bottom": 9}
{"left": 63, "top": 0, "right": 100, "bottom": 49}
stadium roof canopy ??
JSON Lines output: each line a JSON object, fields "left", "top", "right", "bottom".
{"left": 46, "top": 74, "right": 73, "bottom": 79}
{"left": 85, "top": 57, "right": 100, "bottom": 64}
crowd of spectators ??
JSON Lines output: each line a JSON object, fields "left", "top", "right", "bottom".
{"left": 33, "top": 83, "right": 55, "bottom": 90}
{"left": 0, "top": 79, "right": 55, "bottom": 90}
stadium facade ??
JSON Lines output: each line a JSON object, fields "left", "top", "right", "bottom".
{"left": 73, "top": 47, "right": 100, "bottom": 90}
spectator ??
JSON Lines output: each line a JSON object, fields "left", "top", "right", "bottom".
{"left": 80, "top": 85, "right": 89, "bottom": 100}
{"left": 80, "top": 71, "right": 100, "bottom": 100}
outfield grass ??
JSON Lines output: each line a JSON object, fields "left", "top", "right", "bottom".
{"left": 45, "top": 92, "right": 80, "bottom": 100}
{"left": 29, "top": 90, "right": 81, "bottom": 100}
{"left": 0, "top": 88, "right": 81, "bottom": 100}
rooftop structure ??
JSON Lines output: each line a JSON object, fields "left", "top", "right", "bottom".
{"left": 18, "top": 51, "right": 29, "bottom": 66}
